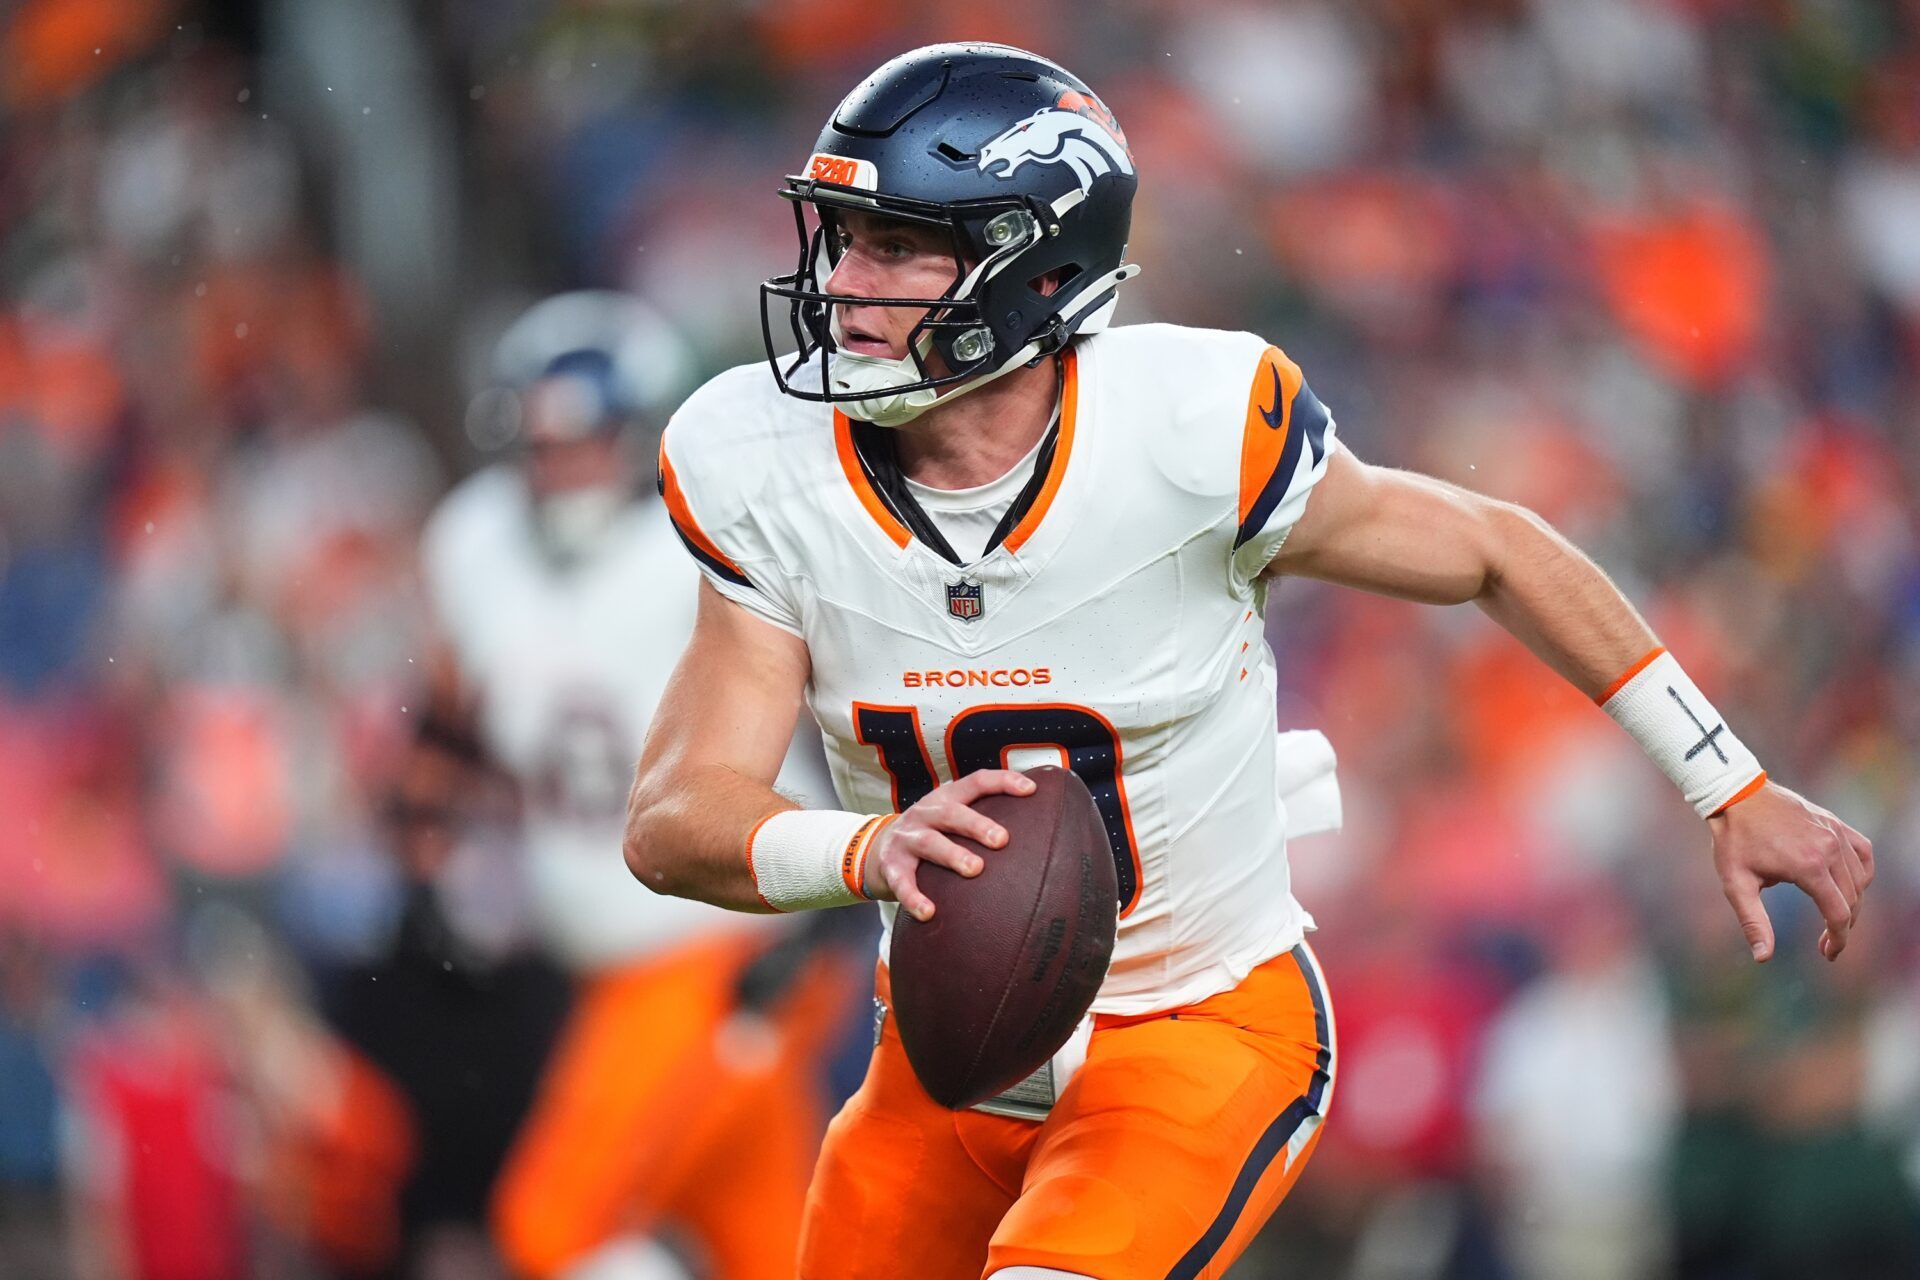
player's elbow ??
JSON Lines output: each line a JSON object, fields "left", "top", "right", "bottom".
{"left": 1474, "top": 497, "right": 1561, "bottom": 600}
{"left": 621, "top": 776, "right": 681, "bottom": 897}
{"left": 620, "top": 814, "right": 660, "bottom": 893}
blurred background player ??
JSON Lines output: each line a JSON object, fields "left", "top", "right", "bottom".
{"left": 416, "top": 291, "right": 853, "bottom": 1280}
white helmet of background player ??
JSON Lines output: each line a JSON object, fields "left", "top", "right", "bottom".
{"left": 478, "top": 291, "right": 694, "bottom": 564}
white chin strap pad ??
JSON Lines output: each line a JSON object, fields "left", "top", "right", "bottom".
{"left": 828, "top": 349, "right": 942, "bottom": 427}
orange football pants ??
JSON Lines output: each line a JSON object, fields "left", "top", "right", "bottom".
{"left": 798, "top": 943, "right": 1335, "bottom": 1280}
{"left": 493, "top": 930, "right": 850, "bottom": 1279}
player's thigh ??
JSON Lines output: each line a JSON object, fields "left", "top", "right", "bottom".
{"left": 668, "top": 1063, "right": 818, "bottom": 1280}
{"left": 798, "top": 992, "right": 1033, "bottom": 1280}
{"left": 492, "top": 934, "right": 752, "bottom": 1275}
{"left": 666, "top": 952, "right": 857, "bottom": 1279}
{"left": 987, "top": 946, "right": 1335, "bottom": 1280}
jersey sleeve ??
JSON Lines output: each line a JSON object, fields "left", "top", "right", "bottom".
{"left": 1229, "top": 343, "right": 1339, "bottom": 582}
{"left": 656, "top": 401, "right": 804, "bottom": 636}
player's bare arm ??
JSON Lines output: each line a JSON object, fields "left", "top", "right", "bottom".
{"left": 1268, "top": 447, "right": 1873, "bottom": 963}
{"left": 623, "top": 581, "right": 815, "bottom": 910}
{"left": 623, "top": 581, "right": 1032, "bottom": 917}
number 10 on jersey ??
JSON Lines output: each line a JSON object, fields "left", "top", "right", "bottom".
{"left": 852, "top": 702, "right": 1142, "bottom": 915}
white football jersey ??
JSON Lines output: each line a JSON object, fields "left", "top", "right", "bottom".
{"left": 659, "top": 323, "right": 1343, "bottom": 1015}
{"left": 421, "top": 467, "right": 826, "bottom": 972}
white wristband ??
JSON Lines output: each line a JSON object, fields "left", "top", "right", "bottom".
{"left": 745, "top": 809, "right": 894, "bottom": 911}
{"left": 1599, "top": 648, "right": 1766, "bottom": 818}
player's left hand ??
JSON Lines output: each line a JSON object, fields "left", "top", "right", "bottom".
{"left": 1708, "top": 781, "right": 1873, "bottom": 963}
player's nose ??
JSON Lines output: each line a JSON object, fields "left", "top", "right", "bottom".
{"left": 826, "top": 235, "right": 905, "bottom": 302}
{"left": 823, "top": 249, "right": 871, "bottom": 299}
{"left": 823, "top": 256, "right": 894, "bottom": 345}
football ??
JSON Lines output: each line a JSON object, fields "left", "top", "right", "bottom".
{"left": 888, "top": 765, "right": 1119, "bottom": 1110}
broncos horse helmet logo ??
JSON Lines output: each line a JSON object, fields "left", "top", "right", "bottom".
{"left": 977, "top": 104, "right": 1135, "bottom": 196}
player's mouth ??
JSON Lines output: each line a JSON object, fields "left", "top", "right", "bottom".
{"left": 837, "top": 317, "right": 898, "bottom": 359}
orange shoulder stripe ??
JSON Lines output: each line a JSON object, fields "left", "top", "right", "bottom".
{"left": 657, "top": 438, "right": 754, "bottom": 587}
{"left": 1237, "top": 346, "right": 1305, "bottom": 529}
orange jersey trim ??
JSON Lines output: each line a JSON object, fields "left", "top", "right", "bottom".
{"left": 1001, "top": 346, "right": 1079, "bottom": 554}
{"left": 1237, "top": 346, "right": 1306, "bottom": 529}
{"left": 833, "top": 412, "right": 913, "bottom": 549}
{"left": 1595, "top": 645, "right": 1667, "bottom": 705}
{"left": 831, "top": 347, "right": 1079, "bottom": 556}
{"left": 851, "top": 701, "right": 940, "bottom": 813}
{"left": 658, "top": 440, "right": 752, "bottom": 582}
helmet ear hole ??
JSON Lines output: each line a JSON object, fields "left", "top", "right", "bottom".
{"left": 817, "top": 209, "right": 845, "bottom": 268}
{"left": 1028, "top": 265, "right": 1081, "bottom": 298}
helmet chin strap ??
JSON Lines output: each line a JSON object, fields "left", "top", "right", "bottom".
{"left": 832, "top": 262, "right": 1141, "bottom": 428}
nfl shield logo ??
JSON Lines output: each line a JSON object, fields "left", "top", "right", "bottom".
{"left": 946, "top": 579, "right": 984, "bottom": 622}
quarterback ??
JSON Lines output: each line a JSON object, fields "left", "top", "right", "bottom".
{"left": 624, "top": 44, "right": 1873, "bottom": 1280}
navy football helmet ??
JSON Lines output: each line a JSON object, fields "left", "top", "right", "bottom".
{"left": 760, "top": 43, "right": 1140, "bottom": 422}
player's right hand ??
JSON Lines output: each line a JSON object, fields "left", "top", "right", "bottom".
{"left": 865, "top": 770, "right": 1037, "bottom": 921}
{"left": 1708, "top": 780, "right": 1873, "bottom": 962}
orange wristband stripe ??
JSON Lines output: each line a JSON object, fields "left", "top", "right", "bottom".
{"left": 840, "top": 814, "right": 894, "bottom": 901}
{"left": 1711, "top": 771, "right": 1768, "bottom": 817}
{"left": 744, "top": 810, "right": 783, "bottom": 912}
{"left": 1596, "top": 645, "right": 1666, "bottom": 705}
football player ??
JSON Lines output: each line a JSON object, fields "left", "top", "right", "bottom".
{"left": 418, "top": 291, "right": 847, "bottom": 1280}
{"left": 624, "top": 45, "right": 1873, "bottom": 1280}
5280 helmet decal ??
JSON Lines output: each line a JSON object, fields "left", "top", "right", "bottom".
{"left": 759, "top": 44, "right": 1141, "bottom": 423}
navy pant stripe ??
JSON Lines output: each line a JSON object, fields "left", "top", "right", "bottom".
{"left": 1165, "top": 944, "right": 1333, "bottom": 1280}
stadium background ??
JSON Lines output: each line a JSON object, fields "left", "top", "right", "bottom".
{"left": 3, "top": 0, "right": 1920, "bottom": 1276}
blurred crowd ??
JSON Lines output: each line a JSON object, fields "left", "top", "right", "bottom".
{"left": 4, "top": 0, "right": 1920, "bottom": 1276}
